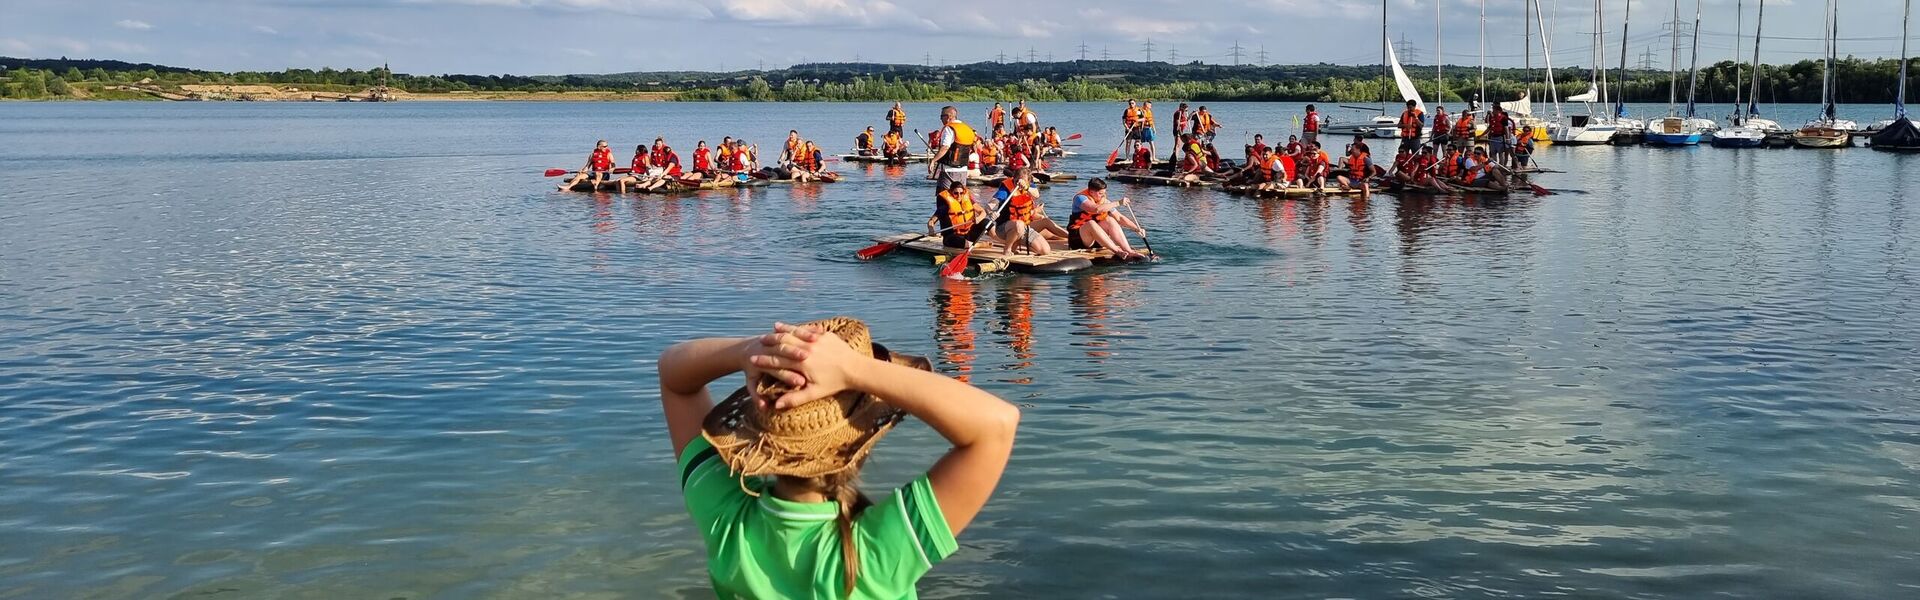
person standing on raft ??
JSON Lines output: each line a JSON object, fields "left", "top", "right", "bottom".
{"left": 657, "top": 317, "right": 1019, "bottom": 600}
{"left": 929, "top": 106, "right": 978, "bottom": 194}
{"left": 1397, "top": 99, "right": 1425, "bottom": 152}
{"left": 558, "top": 139, "right": 615, "bottom": 191}
{"left": 886, "top": 103, "right": 907, "bottom": 136}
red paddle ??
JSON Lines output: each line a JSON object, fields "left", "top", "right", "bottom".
{"left": 544, "top": 168, "right": 570, "bottom": 177}
{"left": 937, "top": 193, "right": 1012, "bottom": 279}
{"left": 1064, "top": 133, "right": 1083, "bottom": 141}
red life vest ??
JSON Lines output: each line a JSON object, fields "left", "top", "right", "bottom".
{"left": 725, "top": 147, "right": 745, "bottom": 171}
{"left": 660, "top": 151, "right": 683, "bottom": 176}
{"left": 693, "top": 148, "right": 711, "bottom": 171}
{"left": 1132, "top": 147, "right": 1153, "bottom": 169}
{"left": 1432, "top": 111, "right": 1449, "bottom": 136}
{"left": 629, "top": 151, "right": 648, "bottom": 171}
{"left": 589, "top": 147, "right": 613, "bottom": 170}
{"left": 1303, "top": 110, "right": 1319, "bottom": 133}
{"left": 1488, "top": 114, "right": 1509, "bottom": 136}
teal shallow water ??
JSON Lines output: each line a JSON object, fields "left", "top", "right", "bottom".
{"left": 1, "top": 101, "right": 1918, "bottom": 599}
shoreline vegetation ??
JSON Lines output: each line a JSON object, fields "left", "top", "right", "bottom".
{"left": 3, "top": 56, "right": 1913, "bottom": 104}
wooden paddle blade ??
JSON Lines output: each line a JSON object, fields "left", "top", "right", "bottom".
{"left": 855, "top": 241, "right": 900, "bottom": 261}
{"left": 544, "top": 168, "right": 571, "bottom": 177}
{"left": 1530, "top": 183, "right": 1553, "bottom": 196}
{"left": 938, "top": 250, "right": 971, "bottom": 279}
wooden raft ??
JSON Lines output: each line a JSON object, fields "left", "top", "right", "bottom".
{"left": 1110, "top": 172, "right": 1219, "bottom": 188}
{"left": 1222, "top": 184, "right": 1370, "bottom": 198}
{"left": 841, "top": 153, "right": 933, "bottom": 164}
{"left": 869, "top": 233, "right": 1109, "bottom": 274}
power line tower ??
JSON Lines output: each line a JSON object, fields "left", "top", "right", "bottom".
{"left": 1047, "top": 52, "right": 1055, "bottom": 62}
{"left": 1102, "top": 45, "right": 1111, "bottom": 61}
{"left": 996, "top": 51, "right": 1008, "bottom": 64}
{"left": 1395, "top": 33, "right": 1423, "bottom": 64}
{"left": 923, "top": 53, "right": 931, "bottom": 67}
{"left": 1168, "top": 45, "right": 1179, "bottom": 64}
{"left": 1257, "top": 45, "right": 1269, "bottom": 67}
{"left": 1229, "top": 40, "right": 1245, "bottom": 66}
{"left": 1142, "top": 38, "right": 1155, "bottom": 62}
{"left": 1028, "top": 47, "right": 1038, "bottom": 63}
{"left": 1078, "top": 41, "right": 1090, "bottom": 61}
{"left": 1637, "top": 46, "right": 1658, "bottom": 70}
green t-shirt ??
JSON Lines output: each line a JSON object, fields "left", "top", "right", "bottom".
{"left": 678, "top": 437, "right": 959, "bottom": 599}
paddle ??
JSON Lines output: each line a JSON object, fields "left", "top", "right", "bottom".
{"left": 1122, "top": 200, "right": 1157, "bottom": 261}
{"left": 1064, "top": 133, "right": 1083, "bottom": 142}
{"left": 1490, "top": 163, "right": 1552, "bottom": 196}
{"left": 937, "top": 193, "right": 1013, "bottom": 280}
{"left": 544, "top": 168, "right": 571, "bottom": 177}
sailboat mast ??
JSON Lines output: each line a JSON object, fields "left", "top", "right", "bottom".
{"left": 1526, "top": 0, "right": 1533, "bottom": 96}
{"left": 1383, "top": 0, "right": 1391, "bottom": 110}
{"left": 1616, "top": 0, "right": 1632, "bottom": 117}
{"left": 1900, "top": 0, "right": 1911, "bottom": 119}
{"left": 1731, "top": 0, "right": 1743, "bottom": 124}
{"left": 1667, "top": 0, "right": 1679, "bottom": 113}
{"left": 1685, "top": 0, "right": 1702, "bottom": 118}
{"left": 1748, "top": 0, "right": 1765, "bottom": 118}
{"left": 1823, "top": 0, "right": 1837, "bottom": 122}
{"left": 1480, "top": 0, "right": 1488, "bottom": 104}
{"left": 1535, "top": 0, "right": 1561, "bottom": 116}
{"left": 1595, "top": 0, "right": 1608, "bottom": 109}
{"left": 1436, "top": 0, "right": 1444, "bottom": 101}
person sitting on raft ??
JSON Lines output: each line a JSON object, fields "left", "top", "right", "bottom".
{"left": 687, "top": 140, "right": 713, "bottom": 182}
{"left": 932, "top": 180, "right": 989, "bottom": 249}
{"left": 1459, "top": 146, "right": 1506, "bottom": 191}
{"left": 645, "top": 142, "right": 687, "bottom": 192}
{"left": 1176, "top": 134, "right": 1215, "bottom": 180}
{"left": 558, "top": 139, "right": 615, "bottom": 191}
{"left": 779, "top": 140, "right": 828, "bottom": 183}
{"left": 1066, "top": 179, "right": 1150, "bottom": 261}
{"left": 990, "top": 168, "right": 1051, "bottom": 256}
{"left": 1225, "top": 142, "right": 1269, "bottom": 187}
{"left": 881, "top": 131, "right": 909, "bottom": 161}
{"left": 1284, "top": 134, "right": 1304, "bottom": 157}
{"left": 657, "top": 317, "right": 1019, "bottom": 600}
{"left": 611, "top": 143, "right": 650, "bottom": 193}
{"left": 975, "top": 138, "right": 1001, "bottom": 176}
{"left": 1042, "top": 127, "right": 1064, "bottom": 155}
{"left": 855, "top": 126, "right": 879, "bottom": 157}
{"left": 1335, "top": 142, "right": 1372, "bottom": 194}
{"left": 1295, "top": 141, "right": 1330, "bottom": 189}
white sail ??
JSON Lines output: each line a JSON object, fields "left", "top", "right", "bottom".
{"left": 1567, "top": 85, "right": 1600, "bottom": 103}
{"left": 1387, "top": 40, "right": 1425, "bottom": 112}
{"left": 1500, "top": 91, "right": 1533, "bottom": 116}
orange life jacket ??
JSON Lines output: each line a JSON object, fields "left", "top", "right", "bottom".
{"left": 888, "top": 108, "right": 906, "bottom": 126}
{"left": 989, "top": 107, "right": 1006, "bottom": 128}
{"left": 1399, "top": 108, "right": 1423, "bottom": 139}
{"left": 937, "top": 121, "right": 978, "bottom": 167}
{"left": 1069, "top": 190, "right": 1109, "bottom": 230}
{"left": 1452, "top": 114, "right": 1475, "bottom": 138}
{"left": 1000, "top": 180, "right": 1037, "bottom": 223}
{"left": 977, "top": 141, "right": 998, "bottom": 166}
{"left": 1347, "top": 152, "right": 1369, "bottom": 179}
{"left": 1196, "top": 112, "right": 1216, "bottom": 133}
{"left": 1440, "top": 151, "right": 1463, "bottom": 177}
{"left": 1122, "top": 106, "right": 1139, "bottom": 127}
{"left": 1044, "top": 130, "right": 1062, "bottom": 147}
{"left": 939, "top": 189, "right": 980, "bottom": 235}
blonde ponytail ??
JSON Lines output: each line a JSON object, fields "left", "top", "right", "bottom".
{"left": 823, "top": 473, "right": 873, "bottom": 597}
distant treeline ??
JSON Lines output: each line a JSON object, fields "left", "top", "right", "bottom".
{"left": 2, "top": 55, "right": 1913, "bottom": 105}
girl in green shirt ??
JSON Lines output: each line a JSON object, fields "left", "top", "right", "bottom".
{"left": 658, "top": 317, "right": 1021, "bottom": 599}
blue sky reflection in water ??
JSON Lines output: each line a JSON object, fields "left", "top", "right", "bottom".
{"left": 1, "top": 101, "right": 1918, "bottom": 598}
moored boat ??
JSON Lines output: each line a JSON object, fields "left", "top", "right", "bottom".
{"left": 1869, "top": 0, "right": 1920, "bottom": 152}
{"left": 1793, "top": 0, "right": 1854, "bottom": 149}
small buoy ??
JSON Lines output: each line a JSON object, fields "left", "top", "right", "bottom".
{"left": 932, "top": 255, "right": 950, "bottom": 266}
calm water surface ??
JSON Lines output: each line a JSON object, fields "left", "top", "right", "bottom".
{"left": 2, "top": 101, "right": 1917, "bottom": 599}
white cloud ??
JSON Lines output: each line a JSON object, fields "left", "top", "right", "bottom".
{"left": 115, "top": 19, "right": 153, "bottom": 31}
{"left": 253, "top": 25, "right": 281, "bottom": 35}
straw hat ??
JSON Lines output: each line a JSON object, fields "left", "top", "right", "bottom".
{"left": 702, "top": 317, "right": 930, "bottom": 480}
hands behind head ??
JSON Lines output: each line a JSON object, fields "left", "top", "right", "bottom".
{"left": 743, "top": 323, "right": 866, "bottom": 410}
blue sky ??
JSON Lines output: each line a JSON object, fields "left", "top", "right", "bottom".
{"left": 2, "top": 0, "right": 1911, "bottom": 75}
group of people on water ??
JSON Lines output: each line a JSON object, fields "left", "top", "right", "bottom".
{"left": 855, "top": 101, "right": 1068, "bottom": 169}
{"left": 558, "top": 129, "right": 848, "bottom": 191}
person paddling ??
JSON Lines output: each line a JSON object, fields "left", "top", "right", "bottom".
{"left": 1066, "top": 179, "right": 1149, "bottom": 260}
{"left": 658, "top": 317, "right": 1019, "bottom": 600}
{"left": 932, "top": 181, "right": 988, "bottom": 249}
{"left": 991, "top": 168, "right": 1051, "bottom": 256}
{"left": 559, "top": 139, "right": 615, "bottom": 191}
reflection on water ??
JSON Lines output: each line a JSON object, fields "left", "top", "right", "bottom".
{"left": 992, "top": 280, "right": 1039, "bottom": 383}
{"left": 930, "top": 278, "right": 978, "bottom": 383}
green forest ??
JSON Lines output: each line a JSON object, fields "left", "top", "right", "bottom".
{"left": 2, "top": 55, "right": 1913, "bottom": 105}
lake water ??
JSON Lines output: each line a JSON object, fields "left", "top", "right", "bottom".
{"left": 2, "top": 101, "right": 1917, "bottom": 599}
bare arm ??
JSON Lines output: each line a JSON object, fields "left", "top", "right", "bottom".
{"left": 754, "top": 325, "right": 1019, "bottom": 536}
{"left": 657, "top": 336, "right": 754, "bottom": 458}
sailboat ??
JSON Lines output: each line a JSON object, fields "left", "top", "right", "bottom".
{"left": 1871, "top": 0, "right": 1920, "bottom": 151}
{"left": 1712, "top": 0, "right": 1767, "bottom": 147}
{"left": 1646, "top": 0, "right": 1706, "bottom": 146}
{"left": 1555, "top": 0, "right": 1621, "bottom": 144}
{"left": 1324, "top": 0, "right": 1422, "bottom": 139}
{"left": 1792, "top": 0, "right": 1855, "bottom": 148}
{"left": 1611, "top": 0, "right": 1646, "bottom": 144}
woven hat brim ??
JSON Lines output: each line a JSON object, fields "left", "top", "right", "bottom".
{"left": 702, "top": 387, "right": 904, "bottom": 479}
